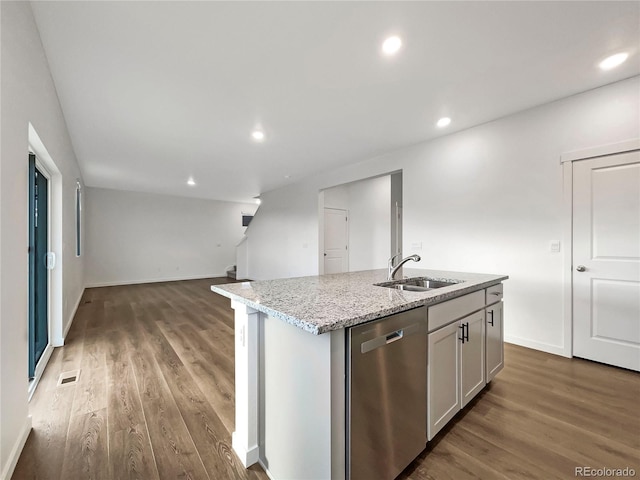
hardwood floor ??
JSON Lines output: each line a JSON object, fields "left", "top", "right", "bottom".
{"left": 13, "top": 278, "right": 640, "bottom": 479}
{"left": 13, "top": 278, "right": 267, "bottom": 480}
{"left": 398, "top": 344, "right": 640, "bottom": 480}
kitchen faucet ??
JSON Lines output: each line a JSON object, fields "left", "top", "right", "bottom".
{"left": 388, "top": 254, "right": 421, "bottom": 280}
{"left": 388, "top": 253, "right": 403, "bottom": 278}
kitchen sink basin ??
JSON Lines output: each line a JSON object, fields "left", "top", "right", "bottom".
{"left": 376, "top": 277, "right": 462, "bottom": 292}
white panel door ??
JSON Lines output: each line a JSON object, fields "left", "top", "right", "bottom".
{"left": 573, "top": 151, "right": 640, "bottom": 371}
{"left": 324, "top": 208, "right": 348, "bottom": 274}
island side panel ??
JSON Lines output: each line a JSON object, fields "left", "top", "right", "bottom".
{"left": 260, "top": 314, "right": 336, "bottom": 480}
{"left": 231, "top": 300, "right": 260, "bottom": 467}
{"left": 330, "top": 328, "right": 346, "bottom": 480}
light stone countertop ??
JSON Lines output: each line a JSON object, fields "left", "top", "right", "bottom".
{"left": 211, "top": 268, "right": 508, "bottom": 335}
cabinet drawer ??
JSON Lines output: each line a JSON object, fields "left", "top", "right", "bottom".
{"left": 428, "top": 291, "right": 484, "bottom": 331}
{"left": 486, "top": 284, "right": 503, "bottom": 305}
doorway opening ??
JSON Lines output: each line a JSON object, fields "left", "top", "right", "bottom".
{"left": 28, "top": 124, "right": 64, "bottom": 398}
{"left": 28, "top": 153, "right": 51, "bottom": 379}
{"left": 561, "top": 140, "right": 640, "bottom": 371}
{"left": 319, "top": 171, "right": 402, "bottom": 274}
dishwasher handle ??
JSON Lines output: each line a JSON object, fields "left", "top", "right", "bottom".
{"left": 360, "top": 322, "right": 424, "bottom": 354}
{"left": 385, "top": 329, "right": 404, "bottom": 344}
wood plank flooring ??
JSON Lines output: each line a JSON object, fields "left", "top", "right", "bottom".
{"left": 13, "top": 278, "right": 267, "bottom": 480}
{"left": 13, "top": 278, "right": 640, "bottom": 479}
{"left": 398, "top": 343, "right": 640, "bottom": 480}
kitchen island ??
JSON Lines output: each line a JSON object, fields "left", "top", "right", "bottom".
{"left": 211, "top": 268, "right": 508, "bottom": 480}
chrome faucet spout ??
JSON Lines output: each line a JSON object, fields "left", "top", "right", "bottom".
{"left": 388, "top": 254, "right": 421, "bottom": 280}
{"left": 387, "top": 253, "right": 403, "bottom": 278}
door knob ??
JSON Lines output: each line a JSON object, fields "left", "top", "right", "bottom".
{"left": 576, "top": 265, "right": 586, "bottom": 272}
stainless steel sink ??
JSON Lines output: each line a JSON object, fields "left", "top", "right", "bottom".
{"left": 376, "top": 277, "right": 462, "bottom": 292}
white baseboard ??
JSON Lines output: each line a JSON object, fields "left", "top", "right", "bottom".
{"left": 51, "top": 287, "right": 85, "bottom": 346}
{"left": 65, "top": 288, "right": 84, "bottom": 338}
{"left": 505, "top": 335, "right": 567, "bottom": 357}
{"left": 258, "top": 459, "right": 276, "bottom": 480}
{"left": 0, "top": 416, "right": 32, "bottom": 480}
{"left": 232, "top": 432, "right": 260, "bottom": 468}
{"left": 85, "top": 273, "right": 230, "bottom": 288}
{"left": 62, "top": 287, "right": 86, "bottom": 345}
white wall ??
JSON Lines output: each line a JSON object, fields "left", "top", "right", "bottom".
{"left": 0, "top": 1, "right": 3, "bottom": 475}
{"left": 84, "top": 187, "right": 256, "bottom": 286}
{"left": 245, "top": 76, "right": 640, "bottom": 357}
{"left": 247, "top": 181, "right": 320, "bottom": 280}
{"left": 348, "top": 175, "right": 390, "bottom": 271}
{"left": 324, "top": 175, "right": 391, "bottom": 271}
{"left": 1, "top": 2, "right": 85, "bottom": 478}
{"left": 324, "top": 184, "right": 349, "bottom": 210}
{"left": 236, "top": 236, "right": 249, "bottom": 280}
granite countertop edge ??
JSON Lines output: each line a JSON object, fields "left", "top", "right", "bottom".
{"left": 211, "top": 269, "right": 508, "bottom": 335}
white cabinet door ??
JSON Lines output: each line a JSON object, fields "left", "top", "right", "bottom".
{"left": 427, "top": 320, "right": 461, "bottom": 440}
{"left": 460, "top": 310, "right": 485, "bottom": 408}
{"left": 485, "top": 302, "right": 504, "bottom": 383}
{"left": 573, "top": 151, "right": 640, "bottom": 371}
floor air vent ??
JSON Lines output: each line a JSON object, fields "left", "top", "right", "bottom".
{"left": 57, "top": 370, "right": 80, "bottom": 387}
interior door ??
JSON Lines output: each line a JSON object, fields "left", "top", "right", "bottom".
{"left": 573, "top": 150, "right": 640, "bottom": 371}
{"left": 323, "top": 208, "right": 348, "bottom": 274}
{"left": 29, "top": 154, "right": 49, "bottom": 379}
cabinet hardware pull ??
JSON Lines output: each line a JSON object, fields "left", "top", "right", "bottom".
{"left": 491, "top": 291, "right": 501, "bottom": 296}
{"left": 488, "top": 310, "right": 494, "bottom": 326}
{"left": 459, "top": 324, "right": 465, "bottom": 344}
{"left": 464, "top": 322, "right": 469, "bottom": 342}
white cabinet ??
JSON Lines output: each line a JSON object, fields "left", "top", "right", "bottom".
{"left": 427, "top": 320, "right": 460, "bottom": 440}
{"left": 461, "top": 310, "right": 486, "bottom": 407}
{"left": 426, "top": 284, "right": 506, "bottom": 441}
{"left": 427, "top": 309, "right": 485, "bottom": 440}
{"left": 485, "top": 300, "right": 504, "bottom": 382}
{"left": 428, "top": 290, "right": 484, "bottom": 331}
{"left": 485, "top": 283, "right": 503, "bottom": 304}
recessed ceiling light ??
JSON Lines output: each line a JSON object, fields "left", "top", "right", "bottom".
{"left": 599, "top": 52, "right": 629, "bottom": 70}
{"left": 437, "top": 117, "right": 451, "bottom": 128}
{"left": 284, "top": 174, "right": 291, "bottom": 179}
{"left": 255, "top": 198, "right": 262, "bottom": 205}
{"left": 252, "top": 130, "right": 265, "bottom": 142}
{"left": 382, "top": 36, "right": 402, "bottom": 56}
{"left": 187, "top": 178, "right": 196, "bottom": 186}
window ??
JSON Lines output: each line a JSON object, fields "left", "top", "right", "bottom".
{"left": 75, "top": 181, "right": 81, "bottom": 256}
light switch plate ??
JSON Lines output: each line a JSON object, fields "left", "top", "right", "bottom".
{"left": 411, "top": 242, "right": 423, "bottom": 250}
{"left": 550, "top": 240, "right": 561, "bottom": 253}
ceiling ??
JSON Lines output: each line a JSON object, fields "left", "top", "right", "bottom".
{"left": 31, "top": 1, "right": 639, "bottom": 203}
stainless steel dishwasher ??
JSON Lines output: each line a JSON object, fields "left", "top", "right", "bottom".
{"left": 347, "top": 306, "right": 427, "bottom": 480}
